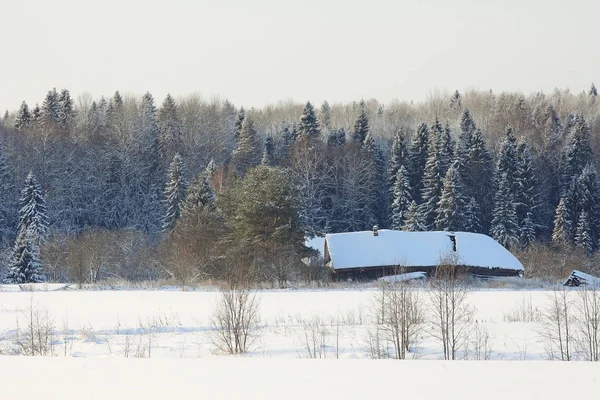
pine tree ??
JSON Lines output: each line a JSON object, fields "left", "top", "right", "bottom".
{"left": 298, "top": 102, "right": 321, "bottom": 137}
{"left": 18, "top": 172, "right": 48, "bottom": 244}
{"left": 408, "top": 123, "right": 429, "bottom": 204}
{"left": 5, "top": 227, "right": 45, "bottom": 284}
{"left": 231, "top": 115, "right": 262, "bottom": 176}
{"left": 262, "top": 136, "right": 276, "bottom": 166}
{"left": 490, "top": 172, "right": 519, "bottom": 249}
{"left": 162, "top": 154, "right": 188, "bottom": 233}
{"left": 353, "top": 100, "right": 369, "bottom": 144}
{"left": 435, "top": 162, "right": 468, "bottom": 231}
{"left": 575, "top": 211, "right": 594, "bottom": 253}
{"left": 419, "top": 133, "right": 442, "bottom": 230}
{"left": 14, "top": 101, "right": 31, "bottom": 132}
{"left": 233, "top": 108, "right": 245, "bottom": 141}
{"left": 403, "top": 200, "right": 425, "bottom": 232}
{"left": 391, "top": 166, "right": 412, "bottom": 230}
{"left": 552, "top": 198, "right": 571, "bottom": 245}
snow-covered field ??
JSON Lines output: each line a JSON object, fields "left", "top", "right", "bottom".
{"left": 0, "top": 288, "right": 579, "bottom": 360}
{"left": 2, "top": 288, "right": 600, "bottom": 398}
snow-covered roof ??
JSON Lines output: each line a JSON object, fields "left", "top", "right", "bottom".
{"left": 324, "top": 230, "right": 524, "bottom": 271}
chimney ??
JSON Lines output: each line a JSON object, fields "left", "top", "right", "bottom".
{"left": 373, "top": 225, "right": 379, "bottom": 237}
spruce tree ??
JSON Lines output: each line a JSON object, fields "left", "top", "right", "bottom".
{"left": 464, "top": 197, "right": 482, "bottom": 233}
{"left": 353, "top": 100, "right": 369, "bottom": 144}
{"left": 495, "top": 126, "right": 519, "bottom": 192}
{"left": 231, "top": 115, "right": 262, "bottom": 176}
{"left": 438, "top": 123, "right": 454, "bottom": 177}
{"left": 40, "top": 88, "right": 60, "bottom": 132}
{"left": 465, "top": 129, "right": 493, "bottom": 231}
{"left": 408, "top": 123, "right": 430, "bottom": 204}
{"left": 515, "top": 142, "right": 538, "bottom": 246}
{"left": 552, "top": 198, "right": 571, "bottom": 245}
{"left": 14, "top": 101, "right": 31, "bottom": 132}
{"left": 181, "top": 171, "right": 216, "bottom": 216}
{"left": 435, "top": 162, "right": 468, "bottom": 231}
{"left": 363, "top": 133, "right": 387, "bottom": 226}
{"left": 403, "top": 200, "right": 425, "bottom": 232}
{"left": 561, "top": 115, "right": 592, "bottom": 195}
{"left": 575, "top": 211, "right": 594, "bottom": 253}
{"left": 262, "top": 136, "right": 276, "bottom": 166}
{"left": 0, "top": 142, "right": 16, "bottom": 245}
{"left": 391, "top": 166, "right": 412, "bottom": 230}
{"left": 57, "top": 88, "right": 75, "bottom": 132}
{"left": 233, "top": 108, "right": 245, "bottom": 141}
{"left": 319, "top": 101, "right": 331, "bottom": 130}
{"left": 298, "top": 102, "right": 320, "bottom": 137}
{"left": 5, "top": 227, "right": 45, "bottom": 284}
{"left": 158, "top": 94, "right": 182, "bottom": 161}
{"left": 18, "top": 172, "right": 48, "bottom": 244}
{"left": 31, "top": 104, "right": 42, "bottom": 128}
{"left": 162, "top": 154, "right": 188, "bottom": 233}
{"left": 388, "top": 128, "right": 409, "bottom": 196}
{"left": 490, "top": 172, "right": 519, "bottom": 249}
{"left": 459, "top": 109, "right": 476, "bottom": 152}
{"left": 419, "top": 134, "right": 442, "bottom": 230}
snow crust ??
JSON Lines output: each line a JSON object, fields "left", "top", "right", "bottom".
{"left": 1, "top": 357, "right": 597, "bottom": 400}
{"left": 325, "top": 230, "right": 524, "bottom": 271}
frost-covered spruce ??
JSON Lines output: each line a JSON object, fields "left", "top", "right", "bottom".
{"left": 419, "top": 133, "right": 442, "bottom": 230}
{"left": 575, "top": 211, "right": 594, "bottom": 253}
{"left": 233, "top": 107, "right": 245, "bottom": 141}
{"left": 5, "top": 227, "right": 45, "bottom": 284}
{"left": 162, "top": 154, "right": 188, "bottom": 233}
{"left": 464, "top": 197, "right": 482, "bottom": 233}
{"left": 435, "top": 162, "right": 468, "bottom": 232}
{"left": 231, "top": 115, "right": 262, "bottom": 176}
{"left": 298, "top": 102, "right": 320, "bottom": 137}
{"left": 391, "top": 166, "right": 412, "bottom": 230}
{"left": 262, "top": 136, "right": 275, "bottom": 166}
{"left": 18, "top": 172, "right": 48, "bottom": 244}
{"left": 14, "top": 101, "right": 31, "bottom": 132}
{"left": 561, "top": 115, "right": 592, "bottom": 195}
{"left": 407, "top": 123, "right": 429, "bottom": 204}
{"left": 352, "top": 100, "right": 369, "bottom": 144}
{"left": 182, "top": 171, "right": 216, "bottom": 216}
{"left": 403, "top": 200, "right": 425, "bottom": 232}
{"left": 490, "top": 172, "right": 519, "bottom": 249}
{"left": 388, "top": 128, "right": 409, "bottom": 199}
{"left": 515, "top": 142, "right": 538, "bottom": 246}
{"left": 552, "top": 198, "right": 571, "bottom": 245}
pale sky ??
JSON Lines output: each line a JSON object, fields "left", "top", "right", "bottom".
{"left": 1, "top": 0, "right": 598, "bottom": 111}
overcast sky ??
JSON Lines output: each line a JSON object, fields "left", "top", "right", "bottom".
{"left": 1, "top": 0, "right": 598, "bottom": 111}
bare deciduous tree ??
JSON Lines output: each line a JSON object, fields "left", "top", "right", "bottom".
{"left": 540, "top": 286, "right": 574, "bottom": 361}
{"left": 429, "top": 259, "right": 474, "bottom": 360}
{"left": 211, "top": 285, "right": 261, "bottom": 354}
{"left": 575, "top": 284, "right": 600, "bottom": 361}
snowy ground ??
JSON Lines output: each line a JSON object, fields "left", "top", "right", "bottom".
{"left": 2, "top": 357, "right": 599, "bottom": 400}
{"left": 0, "top": 288, "right": 580, "bottom": 360}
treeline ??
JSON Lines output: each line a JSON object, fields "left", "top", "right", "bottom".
{"left": 0, "top": 85, "right": 600, "bottom": 283}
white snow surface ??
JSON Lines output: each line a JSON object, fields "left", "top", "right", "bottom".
{"left": 325, "top": 230, "right": 524, "bottom": 271}
{"left": 378, "top": 271, "right": 427, "bottom": 282}
{"left": 2, "top": 357, "right": 598, "bottom": 400}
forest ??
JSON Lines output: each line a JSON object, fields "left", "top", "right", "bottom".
{"left": 0, "top": 85, "right": 599, "bottom": 285}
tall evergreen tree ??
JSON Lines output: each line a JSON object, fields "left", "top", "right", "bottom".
{"left": 363, "top": 133, "right": 387, "bottom": 226}
{"left": 575, "top": 211, "right": 594, "bottom": 253}
{"left": 438, "top": 123, "right": 454, "bottom": 177}
{"left": 353, "top": 100, "right": 369, "bottom": 144}
{"left": 464, "top": 129, "right": 493, "bottom": 229}
{"left": 261, "top": 136, "right": 276, "bottom": 166}
{"left": 57, "top": 88, "right": 75, "bottom": 132}
{"left": 298, "top": 102, "right": 321, "bottom": 137}
{"left": 435, "top": 162, "right": 468, "bottom": 231}
{"left": 490, "top": 172, "right": 519, "bottom": 249}
{"left": 4, "top": 227, "right": 45, "bottom": 284}
{"left": 162, "top": 154, "right": 188, "bottom": 233}
{"left": 158, "top": 94, "right": 182, "bottom": 161}
{"left": 319, "top": 101, "right": 331, "bottom": 130}
{"left": 419, "top": 133, "right": 442, "bottom": 230}
{"left": 552, "top": 198, "right": 571, "bottom": 245}
{"left": 388, "top": 128, "right": 409, "bottom": 195}
{"left": 14, "top": 101, "right": 31, "bottom": 132}
{"left": 233, "top": 108, "right": 245, "bottom": 141}
{"left": 0, "top": 142, "right": 16, "bottom": 245}
{"left": 403, "top": 200, "right": 425, "bottom": 232}
{"left": 231, "top": 115, "right": 262, "bottom": 176}
{"left": 561, "top": 115, "right": 592, "bottom": 195}
{"left": 459, "top": 109, "right": 476, "bottom": 152}
{"left": 515, "top": 142, "right": 538, "bottom": 245}
{"left": 391, "top": 166, "right": 412, "bottom": 230}
{"left": 18, "top": 172, "right": 48, "bottom": 244}
{"left": 495, "top": 126, "right": 519, "bottom": 191}
{"left": 181, "top": 171, "right": 216, "bottom": 216}
{"left": 40, "top": 88, "right": 60, "bottom": 132}
{"left": 464, "top": 197, "right": 482, "bottom": 233}
{"left": 408, "top": 123, "right": 430, "bottom": 204}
